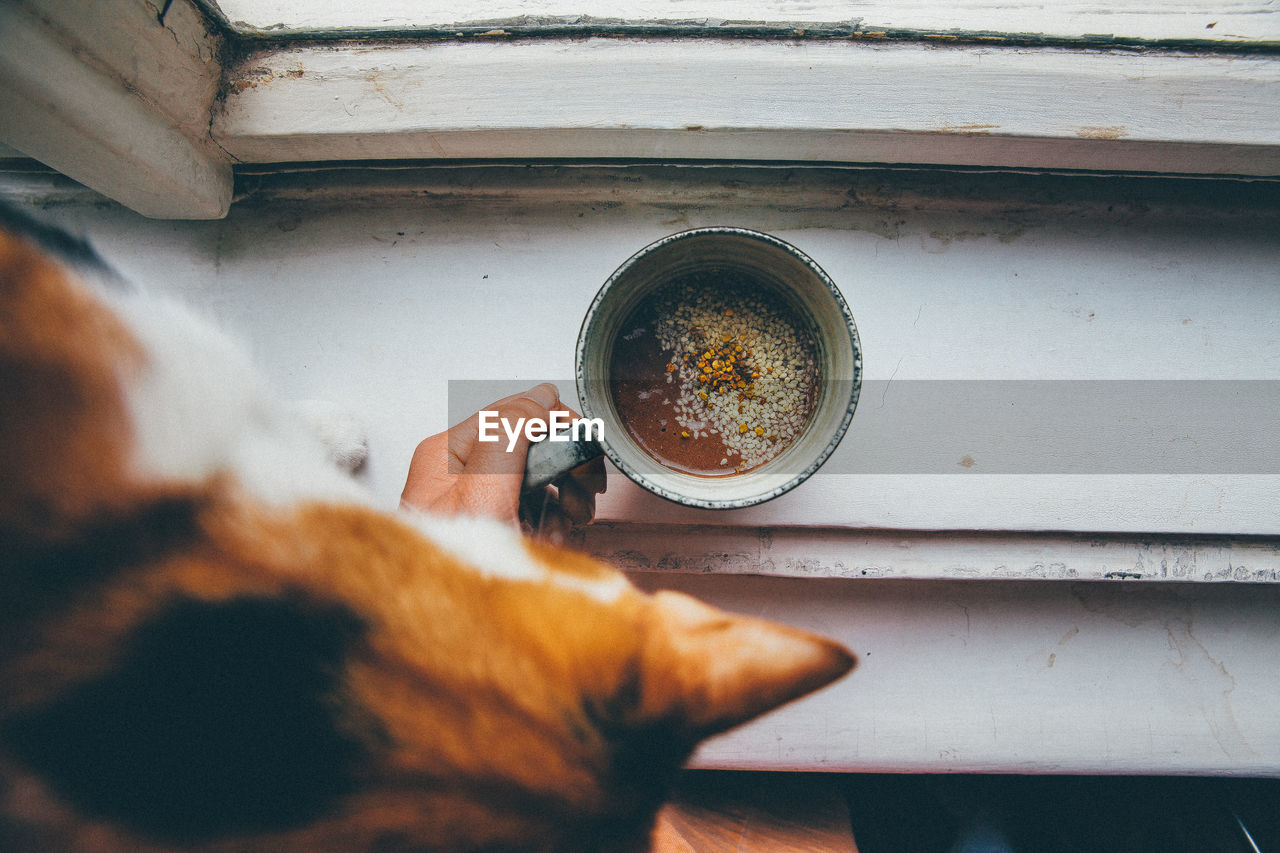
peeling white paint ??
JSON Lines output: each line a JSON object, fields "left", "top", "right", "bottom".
{"left": 581, "top": 523, "right": 1280, "bottom": 583}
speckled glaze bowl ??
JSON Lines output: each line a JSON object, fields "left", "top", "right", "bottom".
{"left": 525, "top": 227, "right": 861, "bottom": 509}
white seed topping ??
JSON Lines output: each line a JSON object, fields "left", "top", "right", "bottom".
{"left": 649, "top": 274, "right": 818, "bottom": 471}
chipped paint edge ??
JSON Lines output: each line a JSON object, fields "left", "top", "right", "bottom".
{"left": 577, "top": 522, "right": 1280, "bottom": 583}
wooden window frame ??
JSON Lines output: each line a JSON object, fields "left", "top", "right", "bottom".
{"left": 0, "top": 0, "right": 1277, "bottom": 219}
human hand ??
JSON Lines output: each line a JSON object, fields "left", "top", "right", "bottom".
{"left": 400, "top": 383, "right": 607, "bottom": 542}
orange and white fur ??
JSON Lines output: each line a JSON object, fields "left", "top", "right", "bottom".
{"left": 0, "top": 207, "right": 854, "bottom": 852}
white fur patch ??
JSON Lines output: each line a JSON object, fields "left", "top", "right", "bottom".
{"left": 401, "top": 511, "right": 626, "bottom": 603}
{"left": 547, "top": 571, "right": 630, "bottom": 604}
{"left": 104, "top": 288, "right": 368, "bottom": 508}
{"left": 289, "top": 399, "right": 369, "bottom": 473}
{"left": 403, "top": 512, "right": 547, "bottom": 583}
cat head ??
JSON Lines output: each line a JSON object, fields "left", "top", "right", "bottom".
{"left": 0, "top": 210, "right": 854, "bottom": 852}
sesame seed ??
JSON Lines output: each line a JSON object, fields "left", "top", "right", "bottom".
{"left": 645, "top": 272, "right": 819, "bottom": 472}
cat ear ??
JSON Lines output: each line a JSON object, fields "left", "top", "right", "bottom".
{"left": 638, "top": 591, "right": 855, "bottom": 739}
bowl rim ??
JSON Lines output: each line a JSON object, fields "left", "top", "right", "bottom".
{"left": 575, "top": 226, "right": 862, "bottom": 509}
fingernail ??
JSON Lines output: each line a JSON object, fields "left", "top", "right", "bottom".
{"left": 523, "top": 383, "right": 559, "bottom": 410}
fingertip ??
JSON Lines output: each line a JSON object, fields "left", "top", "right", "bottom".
{"left": 523, "top": 382, "right": 560, "bottom": 410}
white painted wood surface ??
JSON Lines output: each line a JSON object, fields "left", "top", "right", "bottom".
{"left": 213, "top": 0, "right": 1280, "bottom": 43}
{"left": 638, "top": 572, "right": 1280, "bottom": 775}
{"left": 4, "top": 166, "right": 1278, "bottom": 773}
{"left": 8, "top": 165, "right": 1276, "bottom": 536}
{"left": 4, "top": 0, "right": 1274, "bottom": 220}
{"left": 581, "top": 524, "right": 1280, "bottom": 583}
{"left": 216, "top": 39, "right": 1280, "bottom": 177}
{"left": 0, "top": 1, "right": 233, "bottom": 219}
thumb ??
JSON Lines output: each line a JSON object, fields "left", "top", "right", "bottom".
{"left": 449, "top": 383, "right": 561, "bottom": 477}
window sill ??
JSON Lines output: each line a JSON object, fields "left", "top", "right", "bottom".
{"left": 217, "top": 38, "right": 1280, "bottom": 179}
{"left": 1, "top": 0, "right": 1277, "bottom": 219}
